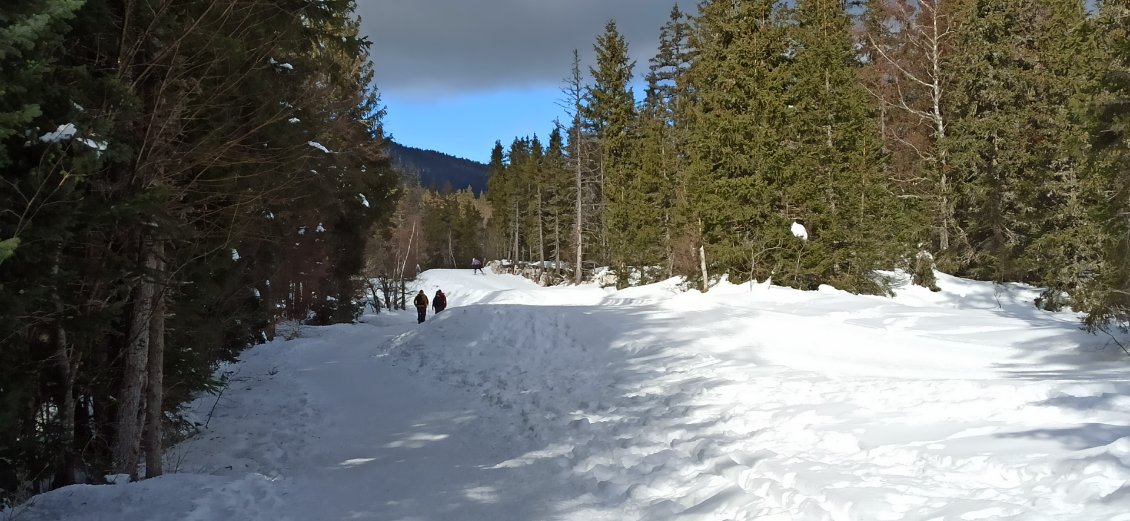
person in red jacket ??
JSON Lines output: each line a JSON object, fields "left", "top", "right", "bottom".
{"left": 433, "top": 290, "right": 447, "bottom": 313}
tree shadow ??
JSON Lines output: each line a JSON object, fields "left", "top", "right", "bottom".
{"left": 350, "top": 302, "right": 765, "bottom": 521}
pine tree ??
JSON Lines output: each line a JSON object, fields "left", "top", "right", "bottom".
{"left": 0, "top": 0, "right": 398, "bottom": 493}
{"left": 637, "top": 4, "right": 696, "bottom": 280}
{"left": 780, "top": 0, "right": 904, "bottom": 293}
{"left": 484, "top": 141, "right": 510, "bottom": 258}
{"left": 544, "top": 124, "right": 573, "bottom": 277}
{"left": 1086, "top": 0, "right": 1130, "bottom": 331}
{"left": 685, "top": 0, "right": 793, "bottom": 287}
{"left": 585, "top": 20, "right": 636, "bottom": 281}
{"left": 0, "top": 0, "right": 89, "bottom": 494}
{"left": 946, "top": 0, "right": 1099, "bottom": 288}
{"left": 1020, "top": 0, "right": 1105, "bottom": 309}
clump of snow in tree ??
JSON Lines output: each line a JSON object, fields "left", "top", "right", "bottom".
{"left": 268, "top": 57, "right": 294, "bottom": 70}
{"left": 230, "top": 249, "right": 240, "bottom": 262}
{"left": 358, "top": 194, "right": 370, "bottom": 208}
{"left": 39, "top": 123, "right": 78, "bottom": 143}
{"left": 78, "top": 138, "right": 107, "bottom": 152}
{"left": 297, "top": 226, "right": 306, "bottom": 236}
{"left": 307, "top": 141, "right": 331, "bottom": 153}
{"left": 791, "top": 221, "right": 808, "bottom": 241}
{"left": 315, "top": 223, "right": 325, "bottom": 233}
{"left": 288, "top": 117, "right": 301, "bottom": 124}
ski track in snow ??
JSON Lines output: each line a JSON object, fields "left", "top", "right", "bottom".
{"left": 13, "top": 268, "right": 1130, "bottom": 521}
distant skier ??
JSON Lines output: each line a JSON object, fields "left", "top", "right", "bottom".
{"left": 471, "top": 257, "right": 484, "bottom": 275}
{"left": 413, "top": 290, "right": 428, "bottom": 324}
{"left": 433, "top": 289, "right": 447, "bottom": 314}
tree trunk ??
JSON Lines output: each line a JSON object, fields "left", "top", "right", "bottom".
{"left": 112, "top": 233, "right": 158, "bottom": 479}
{"left": 554, "top": 213, "right": 561, "bottom": 277}
{"left": 447, "top": 228, "right": 455, "bottom": 268}
{"left": 512, "top": 201, "right": 519, "bottom": 263}
{"left": 367, "top": 280, "right": 381, "bottom": 314}
{"left": 144, "top": 240, "right": 166, "bottom": 479}
{"left": 537, "top": 185, "right": 545, "bottom": 282}
{"left": 699, "top": 244, "right": 709, "bottom": 293}
{"left": 52, "top": 247, "right": 81, "bottom": 486}
{"left": 574, "top": 139, "right": 584, "bottom": 284}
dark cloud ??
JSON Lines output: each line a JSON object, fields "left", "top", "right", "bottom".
{"left": 358, "top": 1, "right": 680, "bottom": 99}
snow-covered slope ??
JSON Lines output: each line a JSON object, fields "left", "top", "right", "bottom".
{"left": 13, "top": 268, "right": 1130, "bottom": 521}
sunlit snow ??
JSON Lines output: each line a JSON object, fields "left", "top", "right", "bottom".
{"left": 791, "top": 221, "right": 808, "bottom": 241}
{"left": 15, "top": 268, "right": 1130, "bottom": 521}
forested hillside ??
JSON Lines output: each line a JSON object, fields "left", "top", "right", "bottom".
{"left": 0, "top": 0, "right": 398, "bottom": 504}
{"left": 483, "top": 1, "right": 1130, "bottom": 334}
{"left": 389, "top": 141, "right": 489, "bottom": 195}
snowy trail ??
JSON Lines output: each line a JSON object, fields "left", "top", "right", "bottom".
{"left": 280, "top": 322, "right": 562, "bottom": 521}
{"left": 15, "top": 268, "right": 1130, "bottom": 521}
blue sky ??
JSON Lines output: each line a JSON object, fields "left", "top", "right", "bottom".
{"left": 358, "top": 1, "right": 675, "bottom": 164}
{"left": 380, "top": 86, "right": 569, "bottom": 164}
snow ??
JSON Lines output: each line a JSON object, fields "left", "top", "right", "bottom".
{"left": 38, "top": 123, "right": 77, "bottom": 143}
{"left": 358, "top": 193, "right": 370, "bottom": 208}
{"left": 13, "top": 268, "right": 1130, "bottom": 521}
{"left": 230, "top": 249, "right": 240, "bottom": 262}
{"left": 307, "top": 141, "right": 331, "bottom": 153}
{"left": 791, "top": 221, "right": 808, "bottom": 241}
{"left": 78, "top": 138, "right": 107, "bottom": 152}
{"left": 288, "top": 117, "right": 300, "bottom": 124}
{"left": 315, "top": 223, "right": 325, "bottom": 233}
{"left": 268, "top": 57, "right": 294, "bottom": 70}
{"left": 37, "top": 123, "right": 107, "bottom": 152}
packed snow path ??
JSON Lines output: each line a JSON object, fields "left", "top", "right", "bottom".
{"left": 16, "top": 268, "right": 1130, "bottom": 521}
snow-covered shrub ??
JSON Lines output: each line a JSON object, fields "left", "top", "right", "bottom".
{"left": 912, "top": 250, "right": 940, "bottom": 292}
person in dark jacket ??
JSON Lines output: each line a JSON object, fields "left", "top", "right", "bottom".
{"left": 413, "top": 290, "right": 428, "bottom": 323}
{"left": 471, "top": 257, "right": 484, "bottom": 275}
{"left": 433, "top": 290, "right": 447, "bottom": 313}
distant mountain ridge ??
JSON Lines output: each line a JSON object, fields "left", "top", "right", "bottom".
{"left": 388, "top": 141, "right": 489, "bottom": 196}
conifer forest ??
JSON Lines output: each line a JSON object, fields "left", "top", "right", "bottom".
{"left": 485, "top": 0, "right": 1130, "bottom": 328}
{"left": 2, "top": 0, "right": 1130, "bottom": 507}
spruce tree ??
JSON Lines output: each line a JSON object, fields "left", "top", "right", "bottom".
{"left": 585, "top": 20, "right": 636, "bottom": 281}
{"left": 685, "top": 0, "right": 793, "bottom": 286}
{"left": 484, "top": 141, "right": 510, "bottom": 258}
{"left": 641, "top": 3, "right": 694, "bottom": 279}
{"left": 1086, "top": 0, "right": 1130, "bottom": 331}
{"left": 781, "top": 0, "right": 904, "bottom": 293}
{"left": 1021, "top": 0, "right": 1105, "bottom": 309}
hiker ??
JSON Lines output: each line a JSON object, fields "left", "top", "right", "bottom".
{"left": 433, "top": 289, "right": 447, "bottom": 314}
{"left": 413, "top": 290, "right": 428, "bottom": 323}
{"left": 471, "top": 257, "right": 484, "bottom": 275}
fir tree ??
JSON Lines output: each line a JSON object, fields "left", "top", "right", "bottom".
{"left": 1086, "top": 0, "right": 1130, "bottom": 331}
{"left": 585, "top": 20, "right": 636, "bottom": 280}
{"left": 685, "top": 0, "right": 793, "bottom": 287}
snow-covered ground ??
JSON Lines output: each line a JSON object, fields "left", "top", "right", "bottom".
{"left": 13, "top": 268, "right": 1130, "bottom": 521}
